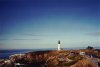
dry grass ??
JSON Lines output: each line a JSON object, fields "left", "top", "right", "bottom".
{"left": 71, "top": 58, "right": 97, "bottom": 67}
{"left": 2, "top": 49, "right": 99, "bottom": 67}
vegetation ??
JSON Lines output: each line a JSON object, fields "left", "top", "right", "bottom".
{"left": 86, "top": 46, "right": 94, "bottom": 50}
{"left": 0, "top": 49, "right": 100, "bottom": 67}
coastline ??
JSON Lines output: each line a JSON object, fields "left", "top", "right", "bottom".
{"left": 0, "top": 49, "right": 100, "bottom": 67}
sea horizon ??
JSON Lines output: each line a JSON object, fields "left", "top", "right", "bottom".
{"left": 0, "top": 47, "right": 99, "bottom": 59}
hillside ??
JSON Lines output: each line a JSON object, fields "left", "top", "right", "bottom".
{"left": 0, "top": 49, "right": 100, "bottom": 67}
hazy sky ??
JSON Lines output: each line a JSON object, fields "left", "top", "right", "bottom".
{"left": 0, "top": 0, "right": 100, "bottom": 49}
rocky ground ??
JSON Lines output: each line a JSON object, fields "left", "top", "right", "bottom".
{"left": 0, "top": 49, "right": 100, "bottom": 67}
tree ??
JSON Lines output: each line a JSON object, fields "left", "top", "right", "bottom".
{"left": 86, "top": 46, "right": 94, "bottom": 50}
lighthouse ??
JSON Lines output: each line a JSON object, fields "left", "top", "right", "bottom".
{"left": 58, "top": 40, "right": 61, "bottom": 51}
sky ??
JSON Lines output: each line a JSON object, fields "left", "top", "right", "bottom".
{"left": 0, "top": 0, "right": 100, "bottom": 49}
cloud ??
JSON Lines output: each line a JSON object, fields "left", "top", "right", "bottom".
{"left": 86, "top": 32, "right": 100, "bottom": 36}
{"left": 0, "top": 39, "right": 9, "bottom": 40}
{"left": 12, "top": 39, "right": 40, "bottom": 40}
{"left": 0, "top": 33, "right": 43, "bottom": 41}
{"left": 19, "top": 33, "right": 54, "bottom": 36}
{"left": 0, "top": 38, "right": 40, "bottom": 41}
{"left": 0, "top": 33, "right": 47, "bottom": 36}
{"left": 19, "top": 34, "right": 43, "bottom": 36}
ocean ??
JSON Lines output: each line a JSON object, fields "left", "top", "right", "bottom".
{"left": 0, "top": 49, "right": 53, "bottom": 59}
{"left": 0, "top": 47, "right": 99, "bottom": 59}
{"left": 0, "top": 49, "right": 32, "bottom": 59}
{"left": 0, "top": 48, "right": 74, "bottom": 59}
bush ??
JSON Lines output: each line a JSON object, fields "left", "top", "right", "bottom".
{"left": 86, "top": 46, "right": 94, "bottom": 50}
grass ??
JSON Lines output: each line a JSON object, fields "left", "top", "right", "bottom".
{"left": 2, "top": 49, "right": 99, "bottom": 67}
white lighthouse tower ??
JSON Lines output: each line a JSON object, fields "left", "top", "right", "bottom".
{"left": 58, "top": 40, "right": 61, "bottom": 51}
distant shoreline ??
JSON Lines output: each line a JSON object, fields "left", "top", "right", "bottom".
{"left": 0, "top": 47, "right": 100, "bottom": 59}
{"left": 0, "top": 48, "right": 100, "bottom": 67}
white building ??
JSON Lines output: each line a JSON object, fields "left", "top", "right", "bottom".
{"left": 58, "top": 40, "right": 61, "bottom": 51}
{"left": 79, "top": 52, "right": 85, "bottom": 56}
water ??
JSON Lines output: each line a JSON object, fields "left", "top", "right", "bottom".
{"left": 0, "top": 47, "right": 99, "bottom": 59}
{"left": 0, "top": 49, "right": 51, "bottom": 59}
{"left": 0, "top": 48, "right": 71, "bottom": 59}
{"left": 0, "top": 49, "right": 32, "bottom": 59}
{"left": 0, "top": 48, "right": 58, "bottom": 59}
